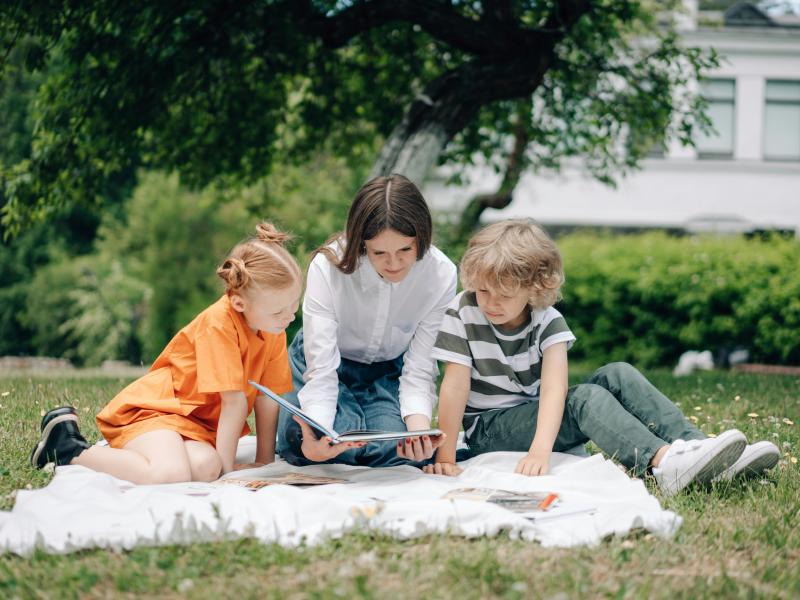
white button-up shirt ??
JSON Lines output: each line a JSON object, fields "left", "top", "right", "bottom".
{"left": 299, "top": 244, "right": 457, "bottom": 431}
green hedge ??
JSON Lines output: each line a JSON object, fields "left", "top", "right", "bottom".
{"left": 555, "top": 231, "right": 800, "bottom": 368}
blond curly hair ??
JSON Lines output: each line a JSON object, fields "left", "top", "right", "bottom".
{"left": 460, "top": 219, "right": 564, "bottom": 309}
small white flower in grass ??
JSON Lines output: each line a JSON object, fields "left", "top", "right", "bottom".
{"left": 707, "top": 433, "right": 717, "bottom": 438}
{"left": 0, "top": 391, "right": 9, "bottom": 397}
{"left": 356, "top": 551, "right": 377, "bottom": 568}
{"left": 689, "top": 416, "right": 699, "bottom": 423}
{"left": 734, "top": 395, "right": 741, "bottom": 401}
{"left": 694, "top": 406, "right": 702, "bottom": 412}
{"left": 791, "top": 457, "right": 798, "bottom": 465}
{"left": 39, "top": 409, "right": 45, "bottom": 417}
{"left": 43, "top": 463, "right": 55, "bottom": 474}
{"left": 747, "top": 413, "right": 759, "bottom": 418}
{"left": 783, "top": 418, "right": 794, "bottom": 426}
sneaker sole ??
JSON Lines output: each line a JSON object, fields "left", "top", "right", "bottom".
{"left": 732, "top": 450, "right": 780, "bottom": 480}
{"left": 691, "top": 437, "right": 747, "bottom": 485}
{"left": 29, "top": 413, "right": 79, "bottom": 468}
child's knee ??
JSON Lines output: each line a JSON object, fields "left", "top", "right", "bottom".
{"left": 595, "top": 361, "right": 637, "bottom": 383}
{"left": 192, "top": 453, "right": 222, "bottom": 482}
{"left": 149, "top": 461, "right": 193, "bottom": 484}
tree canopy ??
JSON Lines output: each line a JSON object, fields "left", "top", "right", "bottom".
{"left": 1, "top": 0, "right": 716, "bottom": 235}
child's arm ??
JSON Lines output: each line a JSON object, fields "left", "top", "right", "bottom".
{"left": 254, "top": 394, "right": 279, "bottom": 465}
{"left": 422, "top": 362, "right": 471, "bottom": 477}
{"left": 216, "top": 390, "right": 249, "bottom": 474}
{"left": 516, "top": 342, "right": 569, "bottom": 476}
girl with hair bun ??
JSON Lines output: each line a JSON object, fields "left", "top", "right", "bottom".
{"left": 30, "top": 222, "right": 318, "bottom": 484}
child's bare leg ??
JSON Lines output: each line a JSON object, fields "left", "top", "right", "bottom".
{"left": 74, "top": 429, "right": 193, "bottom": 485}
{"left": 183, "top": 440, "right": 222, "bottom": 482}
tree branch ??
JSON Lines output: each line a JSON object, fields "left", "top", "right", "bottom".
{"left": 290, "top": 0, "right": 593, "bottom": 58}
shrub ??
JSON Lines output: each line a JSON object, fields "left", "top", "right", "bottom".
{"left": 557, "top": 231, "right": 800, "bottom": 367}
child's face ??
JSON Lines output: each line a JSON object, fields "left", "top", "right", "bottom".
{"left": 475, "top": 284, "right": 531, "bottom": 330}
{"left": 364, "top": 228, "right": 418, "bottom": 283}
{"left": 232, "top": 280, "right": 302, "bottom": 334}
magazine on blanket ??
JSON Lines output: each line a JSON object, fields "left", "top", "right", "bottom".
{"left": 442, "top": 488, "right": 598, "bottom": 521}
{"left": 249, "top": 380, "right": 443, "bottom": 444}
{"left": 442, "top": 488, "right": 561, "bottom": 516}
{"left": 216, "top": 473, "right": 349, "bottom": 489}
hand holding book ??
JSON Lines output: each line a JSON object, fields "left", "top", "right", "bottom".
{"left": 293, "top": 417, "right": 367, "bottom": 462}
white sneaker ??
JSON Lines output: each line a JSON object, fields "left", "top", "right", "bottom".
{"left": 712, "top": 441, "right": 780, "bottom": 482}
{"left": 652, "top": 429, "right": 746, "bottom": 496}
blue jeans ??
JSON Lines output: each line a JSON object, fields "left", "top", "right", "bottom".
{"left": 277, "top": 330, "right": 420, "bottom": 468}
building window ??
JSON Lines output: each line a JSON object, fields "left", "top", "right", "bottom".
{"left": 764, "top": 80, "right": 800, "bottom": 161}
{"left": 696, "top": 79, "right": 736, "bottom": 159}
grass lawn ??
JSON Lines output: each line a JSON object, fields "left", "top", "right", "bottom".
{"left": 0, "top": 368, "right": 798, "bottom": 599}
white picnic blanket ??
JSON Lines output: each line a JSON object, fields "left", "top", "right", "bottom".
{"left": 0, "top": 438, "right": 681, "bottom": 555}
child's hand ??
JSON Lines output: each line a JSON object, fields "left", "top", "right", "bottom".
{"left": 294, "top": 417, "right": 365, "bottom": 462}
{"left": 397, "top": 433, "right": 447, "bottom": 461}
{"left": 515, "top": 450, "right": 551, "bottom": 476}
{"left": 422, "top": 461, "right": 463, "bottom": 476}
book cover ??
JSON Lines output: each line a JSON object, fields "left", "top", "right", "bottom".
{"left": 249, "top": 380, "right": 442, "bottom": 444}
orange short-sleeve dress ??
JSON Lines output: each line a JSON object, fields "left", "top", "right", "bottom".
{"left": 96, "top": 295, "right": 293, "bottom": 448}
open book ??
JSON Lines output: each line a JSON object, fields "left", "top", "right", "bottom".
{"left": 442, "top": 488, "right": 560, "bottom": 516}
{"left": 216, "top": 473, "right": 349, "bottom": 489}
{"left": 441, "top": 487, "right": 597, "bottom": 521}
{"left": 249, "top": 380, "right": 443, "bottom": 444}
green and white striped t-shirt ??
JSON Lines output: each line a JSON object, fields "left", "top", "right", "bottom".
{"left": 431, "top": 290, "right": 576, "bottom": 412}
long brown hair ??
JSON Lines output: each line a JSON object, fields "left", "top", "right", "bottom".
{"left": 315, "top": 174, "right": 433, "bottom": 274}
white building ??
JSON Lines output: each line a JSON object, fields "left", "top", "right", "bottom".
{"left": 424, "top": 1, "right": 800, "bottom": 235}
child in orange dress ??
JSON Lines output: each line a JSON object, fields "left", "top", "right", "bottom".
{"left": 30, "top": 222, "right": 326, "bottom": 484}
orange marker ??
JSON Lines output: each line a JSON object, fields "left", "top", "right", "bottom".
{"left": 538, "top": 493, "right": 559, "bottom": 510}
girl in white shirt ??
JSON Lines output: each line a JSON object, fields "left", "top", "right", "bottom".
{"left": 277, "top": 174, "right": 456, "bottom": 466}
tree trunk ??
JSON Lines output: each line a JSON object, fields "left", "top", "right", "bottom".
{"left": 455, "top": 111, "right": 530, "bottom": 242}
{"left": 369, "top": 114, "right": 448, "bottom": 184}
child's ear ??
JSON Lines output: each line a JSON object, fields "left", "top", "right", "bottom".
{"left": 230, "top": 294, "right": 246, "bottom": 313}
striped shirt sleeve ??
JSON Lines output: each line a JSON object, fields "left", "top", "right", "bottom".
{"left": 431, "top": 296, "right": 472, "bottom": 367}
{"left": 538, "top": 308, "right": 576, "bottom": 353}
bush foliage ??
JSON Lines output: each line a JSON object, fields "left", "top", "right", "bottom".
{"left": 556, "top": 231, "right": 800, "bottom": 367}
{"left": 4, "top": 165, "right": 798, "bottom": 369}
{"left": 5, "top": 158, "right": 362, "bottom": 365}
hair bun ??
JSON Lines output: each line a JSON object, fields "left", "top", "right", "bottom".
{"left": 255, "top": 222, "right": 291, "bottom": 244}
{"left": 216, "top": 257, "right": 250, "bottom": 290}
